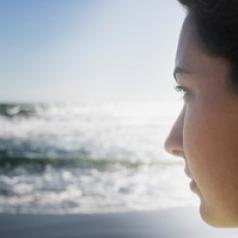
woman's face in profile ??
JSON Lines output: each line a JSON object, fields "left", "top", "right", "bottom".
{"left": 164, "top": 14, "right": 238, "bottom": 227}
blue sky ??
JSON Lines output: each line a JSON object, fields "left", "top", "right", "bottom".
{"left": 0, "top": 0, "right": 185, "bottom": 103}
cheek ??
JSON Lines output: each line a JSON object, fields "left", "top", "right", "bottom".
{"left": 183, "top": 99, "right": 238, "bottom": 209}
{"left": 182, "top": 102, "right": 213, "bottom": 183}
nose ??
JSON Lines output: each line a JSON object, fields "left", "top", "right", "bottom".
{"left": 164, "top": 106, "right": 185, "bottom": 158}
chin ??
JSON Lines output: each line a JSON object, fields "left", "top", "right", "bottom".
{"left": 199, "top": 202, "right": 238, "bottom": 227}
{"left": 199, "top": 204, "right": 225, "bottom": 227}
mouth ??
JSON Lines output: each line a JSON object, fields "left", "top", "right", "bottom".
{"left": 184, "top": 168, "right": 199, "bottom": 193}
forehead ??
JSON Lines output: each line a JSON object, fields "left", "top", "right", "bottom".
{"left": 176, "top": 15, "right": 204, "bottom": 70}
{"left": 175, "top": 14, "right": 230, "bottom": 83}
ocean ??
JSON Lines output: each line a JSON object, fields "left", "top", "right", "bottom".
{"left": 0, "top": 101, "right": 197, "bottom": 214}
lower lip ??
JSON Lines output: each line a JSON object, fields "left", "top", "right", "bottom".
{"left": 190, "top": 180, "right": 198, "bottom": 193}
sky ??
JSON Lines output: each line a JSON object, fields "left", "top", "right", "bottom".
{"left": 0, "top": 0, "right": 186, "bottom": 103}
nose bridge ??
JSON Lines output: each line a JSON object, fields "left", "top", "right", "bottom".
{"left": 164, "top": 106, "right": 185, "bottom": 157}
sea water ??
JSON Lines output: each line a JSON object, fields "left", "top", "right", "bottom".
{"left": 0, "top": 101, "right": 198, "bottom": 214}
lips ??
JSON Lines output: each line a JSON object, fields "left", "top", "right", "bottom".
{"left": 184, "top": 167, "right": 199, "bottom": 193}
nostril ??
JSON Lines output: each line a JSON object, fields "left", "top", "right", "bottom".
{"left": 171, "top": 149, "right": 183, "bottom": 157}
{"left": 164, "top": 136, "right": 184, "bottom": 158}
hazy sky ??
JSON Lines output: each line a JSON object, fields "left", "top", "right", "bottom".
{"left": 0, "top": 0, "right": 185, "bottom": 103}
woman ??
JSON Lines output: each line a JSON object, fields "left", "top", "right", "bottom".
{"left": 164, "top": 0, "right": 238, "bottom": 227}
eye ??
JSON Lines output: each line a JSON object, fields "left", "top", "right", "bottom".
{"left": 174, "top": 85, "right": 190, "bottom": 101}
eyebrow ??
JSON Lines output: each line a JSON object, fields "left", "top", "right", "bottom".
{"left": 173, "top": 67, "right": 191, "bottom": 82}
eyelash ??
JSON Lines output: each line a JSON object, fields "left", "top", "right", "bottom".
{"left": 174, "top": 85, "right": 190, "bottom": 100}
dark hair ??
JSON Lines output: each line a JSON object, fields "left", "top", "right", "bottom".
{"left": 178, "top": 0, "right": 238, "bottom": 93}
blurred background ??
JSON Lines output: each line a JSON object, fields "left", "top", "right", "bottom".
{"left": 0, "top": 0, "right": 199, "bottom": 215}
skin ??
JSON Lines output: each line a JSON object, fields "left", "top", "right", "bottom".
{"left": 164, "top": 13, "right": 238, "bottom": 227}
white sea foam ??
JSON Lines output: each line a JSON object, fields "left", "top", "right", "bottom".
{"left": 0, "top": 101, "right": 198, "bottom": 214}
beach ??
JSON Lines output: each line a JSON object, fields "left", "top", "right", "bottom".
{"left": 1, "top": 103, "right": 237, "bottom": 237}
{"left": 1, "top": 207, "right": 238, "bottom": 238}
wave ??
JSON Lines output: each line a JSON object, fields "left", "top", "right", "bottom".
{"left": 0, "top": 102, "right": 175, "bottom": 171}
{"left": 0, "top": 156, "right": 162, "bottom": 172}
{"left": 0, "top": 103, "right": 45, "bottom": 119}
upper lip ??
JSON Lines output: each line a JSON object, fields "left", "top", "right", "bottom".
{"left": 184, "top": 167, "right": 192, "bottom": 179}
